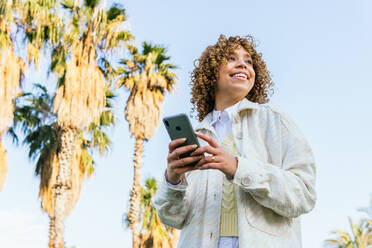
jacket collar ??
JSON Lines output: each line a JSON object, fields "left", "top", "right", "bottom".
{"left": 195, "top": 98, "right": 259, "bottom": 132}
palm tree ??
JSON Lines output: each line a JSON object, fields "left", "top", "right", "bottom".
{"left": 117, "top": 42, "right": 177, "bottom": 247}
{"left": 44, "top": 1, "right": 131, "bottom": 247}
{"left": 138, "top": 178, "right": 179, "bottom": 248}
{"left": 0, "top": 0, "right": 25, "bottom": 190}
{"left": 324, "top": 199, "right": 372, "bottom": 248}
{"left": 123, "top": 178, "right": 180, "bottom": 247}
{"left": 324, "top": 218, "right": 372, "bottom": 248}
{"left": 12, "top": 0, "right": 130, "bottom": 246}
{"left": 2, "top": 1, "right": 128, "bottom": 245}
{"left": 12, "top": 83, "right": 114, "bottom": 247}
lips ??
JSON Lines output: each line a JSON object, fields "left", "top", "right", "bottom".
{"left": 230, "top": 71, "right": 249, "bottom": 80}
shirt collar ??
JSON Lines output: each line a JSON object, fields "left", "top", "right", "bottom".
{"left": 196, "top": 98, "right": 259, "bottom": 132}
{"left": 210, "top": 103, "right": 236, "bottom": 126}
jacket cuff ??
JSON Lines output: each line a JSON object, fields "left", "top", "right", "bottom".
{"left": 164, "top": 172, "right": 184, "bottom": 189}
{"left": 158, "top": 176, "right": 188, "bottom": 201}
{"left": 233, "top": 155, "right": 267, "bottom": 188}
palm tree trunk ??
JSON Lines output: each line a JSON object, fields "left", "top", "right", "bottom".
{"left": 53, "top": 127, "right": 78, "bottom": 248}
{"left": 128, "top": 138, "right": 144, "bottom": 248}
{"left": 48, "top": 216, "right": 56, "bottom": 248}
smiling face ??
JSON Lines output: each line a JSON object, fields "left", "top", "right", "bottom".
{"left": 215, "top": 46, "right": 255, "bottom": 110}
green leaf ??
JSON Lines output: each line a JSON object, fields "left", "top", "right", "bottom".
{"left": 61, "top": 0, "right": 74, "bottom": 9}
{"left": 84, "top": 0, "right": 99, "bottom": 8}
{"left": 106, "top": 4, "right": 125, "bottom": 21}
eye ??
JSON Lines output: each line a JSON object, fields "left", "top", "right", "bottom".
{"left": 245, "top": 59, "right": 252, "bottom": 64}
{"left": 227, "top": 56, "right": 235, "bottom": 61}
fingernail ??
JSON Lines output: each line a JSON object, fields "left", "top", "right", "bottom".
{"left": 192, "top": 144, "right": 198, "bottom": 148}
{"left": 181, "top": 138, "right": 187, "bottom": 141}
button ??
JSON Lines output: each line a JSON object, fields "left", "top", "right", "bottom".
{"left": 242, "top": 178, "right": 250, "bottom": 186}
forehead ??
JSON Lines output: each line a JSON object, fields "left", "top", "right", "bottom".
{"left": 229, "top": 45, "right": 251, "bottom": 58}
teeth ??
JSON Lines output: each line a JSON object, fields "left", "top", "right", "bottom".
{"left": 232, "top": 73, "right": 247, "bottom": 79}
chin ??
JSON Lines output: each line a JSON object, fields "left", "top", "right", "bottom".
{"left": 230, "top": 92, "right": 249, "bottom": 101}
{"left": 231, "top": 86, "right": 251, "bottom": 96}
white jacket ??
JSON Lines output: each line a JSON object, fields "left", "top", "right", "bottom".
{"left": 154, "top": 99, "right": 316, "bottom": 248}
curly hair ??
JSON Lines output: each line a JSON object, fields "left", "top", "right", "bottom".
{"left": 190, "top": 35, "right": 274, "bottom": 121}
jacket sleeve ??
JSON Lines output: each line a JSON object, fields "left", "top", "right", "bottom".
{"left": 233, "top": 108, "right": 316, "bottom": 218}
{"left": 153, "top": 174, "right": 192, "bottom": 229}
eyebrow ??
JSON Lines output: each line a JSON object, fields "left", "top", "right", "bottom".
{"left": 231, "top": 51, "right": 252, "bottom": 59}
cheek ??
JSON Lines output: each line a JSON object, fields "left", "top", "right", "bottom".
{"left": 250, "top": 68, "right": 256, "bottom": 79}
{"left": 216, "top": 68, "right": 229, "bottom": 85}
{"left": 248, "top": 70, "right": 256, "bottom": 90}
{"left": 250, "top": 69, "right": 256, "bottom": 84}
{"left": 218, "top": 66, "right": 228, "bottom": 78}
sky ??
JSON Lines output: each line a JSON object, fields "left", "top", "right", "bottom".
{"left": 1, "top": 0, "right": 372, "bottom": 247}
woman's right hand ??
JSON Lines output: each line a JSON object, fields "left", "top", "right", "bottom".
{"left": 166, "top": 138, "right": 203, "bottom": 185}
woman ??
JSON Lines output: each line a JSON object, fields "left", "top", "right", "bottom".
{"left": 154, "top": 35, "right": 316, "bottom": 248}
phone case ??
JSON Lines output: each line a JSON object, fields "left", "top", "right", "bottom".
{"left": 163, "top": 114, "right": 200, "bottom": 166}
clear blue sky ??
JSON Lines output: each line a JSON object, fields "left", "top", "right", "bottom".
{"left": 1, "top": 0, "right": 372, "bottom": 247}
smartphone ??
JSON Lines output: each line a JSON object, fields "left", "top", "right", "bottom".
{"left": 163, "top": 114, "right": 201, "bottom": 166}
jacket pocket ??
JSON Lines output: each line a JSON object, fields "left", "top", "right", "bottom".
{"left": 241, "top": 192, "right": 292, "bottom": 236}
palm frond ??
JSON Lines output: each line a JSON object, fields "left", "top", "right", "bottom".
{"left": 106, "top": 4, "right": 126, "bottom": 21}
{"left": 61, "top": 0, "right": 74, "bottom": 10}
{"left": 54, "top": 0, "right": 131, "bottom": 128}
{"left": 98, "top": 57, "right": 116, "bottom": 82}
{"left": 0, "top": 49, "right": 24, "bottom": 135}
{"left": 21, "top": 0, "right": 63, "bottom": 66}
{"left": 6, "top": 127, "right": 19, "bottom": 145}
{"left": 26, "top": 124, "right": 58, "bottom": 165}
{"left": 50, "top": 45, "right": 67, "bottom": 77}
{"left": 84, "top": 0, "right": 99, "bottom": 9}
{"left": 324, "top": 217, "right": 372, "bottom": 248}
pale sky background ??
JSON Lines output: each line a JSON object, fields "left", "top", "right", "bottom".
{"left": 1, "top": 0, "right": 372, "bottom": 247}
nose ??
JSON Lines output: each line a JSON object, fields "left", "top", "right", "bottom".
{"left": 235, "top": 58, "right": 247, "bottom": 69}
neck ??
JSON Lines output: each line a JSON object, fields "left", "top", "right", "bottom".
{"left": 214, "top": 96, "right": 242, "bottom": 111}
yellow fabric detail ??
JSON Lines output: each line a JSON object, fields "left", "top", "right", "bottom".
{"left": 220, "top": 134, "right": 239, "bottom": 237}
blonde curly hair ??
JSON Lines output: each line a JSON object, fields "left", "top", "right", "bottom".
{"left": 190, "top": 35, "right": 274, "bottom": 121}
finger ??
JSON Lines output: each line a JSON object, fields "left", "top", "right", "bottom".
{"left": 168, "top": 138, "right": 187, "bottom": 152}
{"left": 196, "top": 132, "right": 219, "bottom": 148}
{"left": 194, "top": 156, "right": 207, "bottom": 168}
{"left": 198, "top": 162, "right": 220, "bottom": 170}
{"left": 173, "top": 165, "right": 199, "bottom": 174}
{"left": 205, "top": 155, "right": 220, "bottom": 163}
{"left": 190, "top": 146, "right": 218, "bottom": 156}
{"left": 190, "top": 147, "right": 204, "bottom": 156}
{"left": 194, "top": 155, "right": 217, "bottom": 165}
{"left": 168, "top": 144, "right": 198, "bottom": 161}
{"left": 173, "top": 168, "right": 194, "bottom": 175}
{"left": 169, "top": 155, "right": 203, "bottom": 168}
